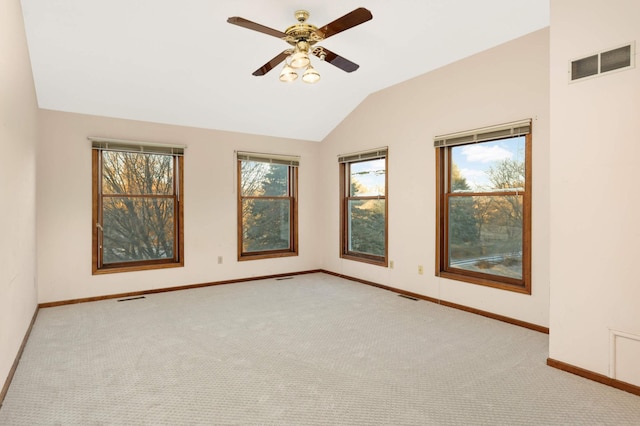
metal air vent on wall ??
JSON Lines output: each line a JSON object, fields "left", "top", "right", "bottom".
{"left": 570, "top": 42, "right": 635, "bottom": 82}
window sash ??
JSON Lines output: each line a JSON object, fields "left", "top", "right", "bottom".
{"left": 93, "top": 150, "right": 184, "bottom": 273}
{"left": 237, "top": 159, "right": 298, "bottom": 260}
{"left": 435, "top": 131, "right": 531, "bottom": 293}
{"left": 241, "top": 198, "right": 293, "bottom": 253}
{"left": 339, "top": 153, "right": 388, "bottom": 266}
{"left": 99, "top": 155, "right": 179, "bottom": 266}
{"left": 346, "top": 198, "right": 386, "bottom": 258}
{"left": 443, "top": 192, "right": 524, "bottom": 285}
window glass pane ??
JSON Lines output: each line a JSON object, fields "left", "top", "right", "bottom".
{"left": 240, "top": 161, "right": 288, "bottom": 197}
{"left": 102, "top": 151, "right": 173, "bottom": 195}
{"left": 451, "top": 136, "right": 525, "bottom": 193}
{"left": 348, "top": 199, "right": 385, "bottom": 256}
{"left": 349, "top": 159, "right": 386, "bottom": 197}
{"left": 448, "top": 195, "right": 523, "bottom": 280}
{"left": 242, "top": 198, "right": 291, "bottom": 252}
{"left": 102, "top": 197, "right": 175, "bottom": 263}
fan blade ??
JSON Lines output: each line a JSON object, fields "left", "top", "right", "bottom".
{"left": 313, "top": 47, "right": 359, "bottom": 73}
{"left": 314, "top": 7, "right": 372, "bottom": 40}
{"left": 227, "top": 17, "right": 287, "bottom": 39}
{"left": 252, "top": 51, "right": 290, "bottom": 76}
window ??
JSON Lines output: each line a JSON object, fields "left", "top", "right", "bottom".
{"left": 237, "top": 152, "right": 298, "bottom": 260}
{"left": 435, "top": 120, "right": 531, "bottom": 293}
{"left": 91, "top": 138, "right": 184, "bottom": 274}
{"left": 339, "top": 148, "right": 388, "bottom": 266}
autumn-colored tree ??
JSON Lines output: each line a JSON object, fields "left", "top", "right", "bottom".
{"left": 101, "top": 151, "right": 175, "bottom": 263}
{"left": 485, "top": 158, "right": 524, "bottom": 240}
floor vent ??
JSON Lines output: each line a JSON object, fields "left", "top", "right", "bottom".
{"left": 117, "top": 296, "right": 146, "bottom": 302}
{"left": 570, "top": 42, "right": 635, "bottom": 82}
{"left": 275, "top": 276, "right": 294, "bottom": 281}
{"left": 398, "top": 294, "right": 419, "bottom": 301}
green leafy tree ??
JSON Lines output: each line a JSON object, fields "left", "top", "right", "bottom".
{"left": 242, "top": 163, "right": 291, "bottom": 252}
{"left": 449, "top": 164, "right": 479, "bottom": 247}
{"left": 349, "top": 176, "right": 385, "bottom": 256}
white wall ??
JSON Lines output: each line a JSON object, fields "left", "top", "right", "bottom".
{"left": 36, "top": 111, "right": 322, "bottom": 303}
{"left": 0, "top": 0, "right": 39, "bottom": 389}
{"left": 320, "top": 29, "right": 551, "bottom": 328}
{"left": 549, "top": 0, "right": 640, "bottom": 386}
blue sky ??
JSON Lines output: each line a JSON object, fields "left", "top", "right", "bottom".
{"left": 452, "top": 136, "right": 525, "bottom": 190}
{"left": 351, "top": 159, "right": 386, "bottom": 196}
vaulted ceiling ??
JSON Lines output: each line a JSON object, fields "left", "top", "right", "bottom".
{"left": 20, "top": 1, "right": 549, "bottom": 141}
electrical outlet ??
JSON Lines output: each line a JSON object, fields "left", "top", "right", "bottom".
{"left": 389, "top": 260, "right": 394, "bottom": 269}
{"left": 418, "top": 265, "right": 424, "bottom": 275}
{"left": 218, "top": 256, "right": 223, "bottom": 264}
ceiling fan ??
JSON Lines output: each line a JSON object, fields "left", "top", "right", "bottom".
{"left": 227, "top": 7, "right": 373, "bottom": 83}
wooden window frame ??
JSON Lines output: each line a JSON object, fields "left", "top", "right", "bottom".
{"left": 92, "top": 149, "right": 184, "bottom": 274}
{"left": 339, "top": 156, "right": 388, "bottom": 267}
{"left": 237, "top": 159, "right": 298, "bottom": 261}
{"left": 435, "top": 133, "right": 532, "bottom": 294}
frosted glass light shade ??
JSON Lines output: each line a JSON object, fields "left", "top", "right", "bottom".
{"left": 290, "top": 51, "right": 310, "bottom": 69}
{"left": 302, "top": 65, "right": 320, "bottom": 84}
{"left": 279, "top": 63, "right": 298, "bottom": 82}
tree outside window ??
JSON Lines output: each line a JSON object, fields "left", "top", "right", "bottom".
{"left": 92, "top": 145, "right": 184, "bottom": 274}
{"left": 340, "top": 150, "right": 388, "bottom": 266}
{"left": 237, "top": 154, "right": 298, "bottom": 260}
{"left": 436, "top": 124, "right": 531, "bottom": 293}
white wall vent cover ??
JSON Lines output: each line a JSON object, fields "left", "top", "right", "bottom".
{"left": 570, "top": 42, "right": 635, "bottom": 82}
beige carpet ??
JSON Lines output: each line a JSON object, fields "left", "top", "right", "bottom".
{"left": 1, "top": 273, "right": 639, "bottom": 425}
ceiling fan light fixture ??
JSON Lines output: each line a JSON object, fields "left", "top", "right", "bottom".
{"left": 290, "top": 50, "right": 310, "bottom": 69}
{"left": 302, "top": 65, "right": 320, "bottom": 84}
{"left": 228, "top": 8, "right": 373, "bottom": 82}
{"left": 279, "top": 62, "right": 298, "bottom": 82}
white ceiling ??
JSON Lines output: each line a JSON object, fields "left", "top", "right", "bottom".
{"left": 20, "top": 0, "right": 549, "bottom": 142}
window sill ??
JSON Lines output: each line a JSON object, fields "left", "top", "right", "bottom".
{"left": 238, "top": 251, "right": 298, "bottom": 262}
{"left": 438, "top": 270, "right": 530, "bottom": 294}
{"left": 341, "top": 253, "right": 388, "bottom": 267}
{"left": 93, "top": 260, "right": 184, "bottom": 275}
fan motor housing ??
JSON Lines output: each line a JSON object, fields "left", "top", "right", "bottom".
{"left": 284, "top": 10, "right": 322, "bottom": 45}
{"left": 284, "top": 24, "right": 320, "bottom": 44}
